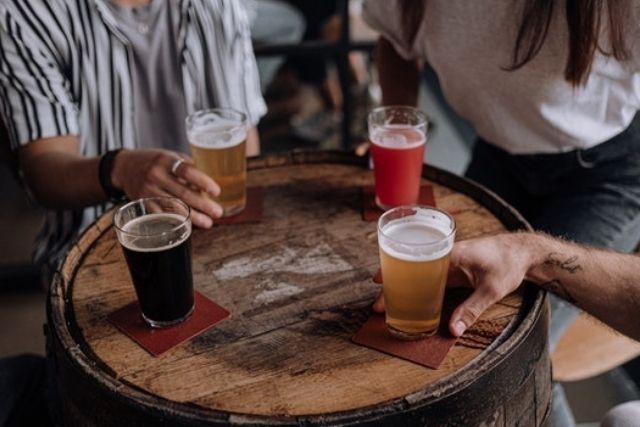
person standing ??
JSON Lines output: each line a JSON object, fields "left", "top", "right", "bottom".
{"left": 362, "top": 1, "right": 640, "bottom": 424}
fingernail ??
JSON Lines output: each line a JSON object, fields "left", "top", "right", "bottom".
{"left": 453, "top": 320, "right": 466, "bottom": 337}
{"left": 213, "top": 207, "right": 223, "bottom": 218}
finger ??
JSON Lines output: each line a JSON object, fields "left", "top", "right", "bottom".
{"left": 176, "top": 163, "right": 221, "bottom": 197}
{"left": 372, "top": 291, "right": 385, "bottom": 313}
{"left": 448, "top": 241, "right": 466, "bottom": 267}
{"left": 144, "top": 199, "right": 164, "bottom": 215}
{"left": 355, "top": 141, "right": 371, "bottom": 157}
{"left": 449, "top": 287, "right": 499, "bottom": 337}
{"left": 446, "top": 242, "right": 473, "bottom": 288}
{"left": 157, "top": 173, "right": 223, "bottom": 219}
{"left": 446, "top": 265, "right": 471, "bottom": 288}
{"left": 137, "top": 187, "right": 212, "bottom": 228}
{"left": 131, "top": 181, "right": 165, "bottom": 198}
{"left": 190, "top": 209, "right": 214, "bottom": 229}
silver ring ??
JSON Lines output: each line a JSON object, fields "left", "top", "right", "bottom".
{"left": 170, "top": 158, "right": 185, "bottom": 176}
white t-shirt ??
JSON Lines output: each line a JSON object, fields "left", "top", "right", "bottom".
{"left": 363, "top": 0, "right": 640, "bottom": 154}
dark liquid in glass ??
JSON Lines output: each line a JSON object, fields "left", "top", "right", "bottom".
{"left": 121, "top": 214, "right": 194, "bottom": 324}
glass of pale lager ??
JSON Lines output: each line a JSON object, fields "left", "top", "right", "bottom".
{"left": 377, "top": 206, "right": 456, "bottom": 340}
{"left": 186, "top": 108, "right": 248, "bottom": 216}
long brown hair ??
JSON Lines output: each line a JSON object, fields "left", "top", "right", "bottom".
{"left": 399, "top": 0, "right": 630, "bottom": 86}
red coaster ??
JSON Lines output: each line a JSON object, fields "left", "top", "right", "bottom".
{"left": 362, "top": 185, "right": 436, "bottom": 222}
{"left": 352, "top": 313, "right": 457, "bottom": 369}
{"left": 215, "top": 187, "right": 263, "bottom": 225}
{"left": 107, "top": 291, "right": 230, "bottom": 357}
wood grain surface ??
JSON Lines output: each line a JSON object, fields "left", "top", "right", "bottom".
{"left": 49, "top": 152, "right": 549, "bottom": 425}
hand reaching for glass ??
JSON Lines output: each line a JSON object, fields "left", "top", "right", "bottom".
{"left": 373, "top": 234, "right": 533, "bottom": 337}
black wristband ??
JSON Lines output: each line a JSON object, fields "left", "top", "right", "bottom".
{"left": 98, "top": 149, "right": 125, "bottom": 201}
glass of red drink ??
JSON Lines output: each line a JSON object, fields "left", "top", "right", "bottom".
{"left": 368, "top": 106, "right": 428, "bottom": 210}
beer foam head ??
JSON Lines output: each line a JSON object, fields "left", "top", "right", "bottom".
{"left": 378, "top": 208, "right": 455, "bottom": 262}
{"left": 119, "top": 213, "right": 191, "bottom": 252}
{"left": 370, "top": 125, "right": 426, "bottom": 150}
{"left": 188, "top": 119, "right": 247, "bottom": 150}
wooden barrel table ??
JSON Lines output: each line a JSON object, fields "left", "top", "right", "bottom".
{"left": 47, "top": 151, "right": 550, "bottom": 426}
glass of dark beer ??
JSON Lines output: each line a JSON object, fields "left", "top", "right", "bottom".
{"left": 114, "top": 197, "right": 194, "bottom": 328}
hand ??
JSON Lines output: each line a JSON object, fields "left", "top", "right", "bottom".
{"left": 373, "top": 233, "right": 533, "bottom": 337}
{"left": 111, "top": 149, "right": 223, "bottom": 228}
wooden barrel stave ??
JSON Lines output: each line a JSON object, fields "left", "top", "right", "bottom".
{"left": 47, "top": 151, "right": 549, "bottom": 426}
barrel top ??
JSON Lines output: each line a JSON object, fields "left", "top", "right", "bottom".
{"left": 51, "top": 151, "right": 539, "bottom": 422}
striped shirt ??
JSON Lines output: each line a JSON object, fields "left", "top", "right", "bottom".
{"left": 0, "top": 0, "right": 266, "bottom": 270}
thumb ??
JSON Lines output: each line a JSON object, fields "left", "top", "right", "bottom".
{"left": 449, "top": 287, "right": 498, "bottom": 337}
{"left": 355, "top": 141, "right": 371, "bottom": 157}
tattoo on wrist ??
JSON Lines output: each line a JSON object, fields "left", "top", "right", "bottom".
{"left": 540, "top": 252, "right": 582, "bottom": 304}
{"left": 541, "top": 280, "right": 577, "bottom": 304}
{"left": 543, "top": 252, "right": 583, "bottom": 274}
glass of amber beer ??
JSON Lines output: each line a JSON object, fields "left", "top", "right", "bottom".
{"left": 186, "top": 108, "right": 248, "bottom": 216}
{"left": 369, "top": 106, "right": 428, "bottom": 210}
{"left": 114, "top": 197, "right": 194, "bottom": 328}
{"left": 377, "top": 206, "right": 456, "bottom": 340}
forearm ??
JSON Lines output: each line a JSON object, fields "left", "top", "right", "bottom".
{"left": 523, "top": 233, "right": 640, "bottom": 340}
{"left": 377, "top": 37, "right": 420, "bottom": 106}
{"left": 19, "top": 138, "right": 107, "bottom": 209}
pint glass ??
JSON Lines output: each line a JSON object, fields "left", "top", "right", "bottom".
{"left": 377, "top": 206, "right": 456, "bottom": 340}
{"left": 186, "top": 108, "right": 248, "bottom": 216}
{"left": 114, "top": 197, "right": 194, "bottom": 328}
{"left": 368, "top": 106, "right": 428, "bottom": 210}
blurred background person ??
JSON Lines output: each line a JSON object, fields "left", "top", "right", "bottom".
{"left": 284, "top": 0, "right": 370, "bottom": 144}
{"left": 247, "top": 0, "right": 305, "bottom": 93}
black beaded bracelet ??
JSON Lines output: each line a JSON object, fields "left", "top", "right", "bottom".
{"left": 98, "top": 149, "right": 125, "bottom": 201}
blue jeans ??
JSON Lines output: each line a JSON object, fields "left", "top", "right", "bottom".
{"left": 465, "top": 115, "right": 640, "bottom": 426}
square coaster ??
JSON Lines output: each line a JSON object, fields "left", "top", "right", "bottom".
{"left": 107, "top": 291, "right": 230, "bottom": 357}
{"left": 351, "top": 313, "right": 457, "bottom": 369}
{"left": 362, "top": 185, "right": 436, "bottom": 222}
{"left": 215, "top": 187, "right": 263, "bottom": 225}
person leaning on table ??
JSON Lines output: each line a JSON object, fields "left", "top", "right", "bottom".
{"left": 362, "top": 1, "right": 640, "bottom": 425}
{"left": 0, "top": 0, "right": 266, "bottom": 281}
{"left": 373, "top": 233, "right": 640, "bottom": 427}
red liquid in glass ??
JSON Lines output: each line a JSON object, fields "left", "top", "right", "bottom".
{"left": 370, "top": 126, "right": 426, "bottom": 209}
